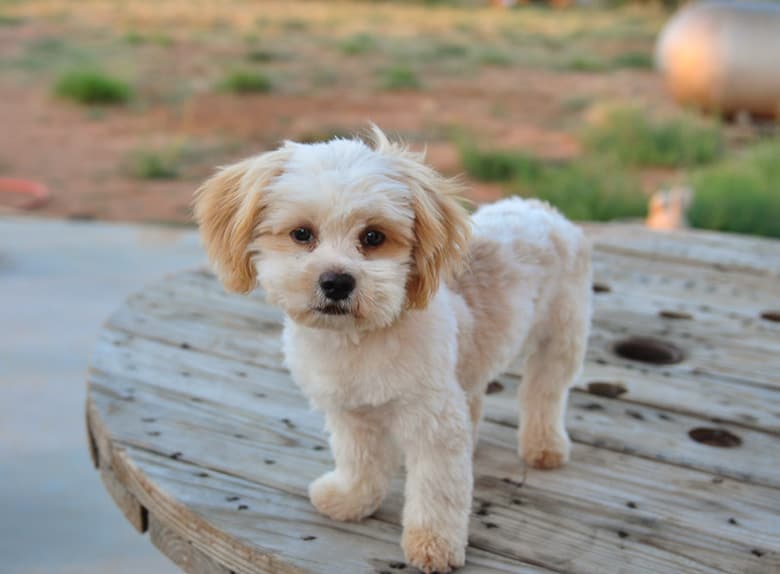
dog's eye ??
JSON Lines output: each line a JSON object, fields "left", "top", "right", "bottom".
{"left": 291, "top": 227, "right": 314, "bottom": 244}
{"left": 361, "top": 229, "right": 385, "bottom": 248}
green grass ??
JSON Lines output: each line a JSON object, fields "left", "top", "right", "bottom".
{"left": 459, "top": 145, "right": 646, "bottom": 222}
{"left": 560, "top": 56, "right": 609, "bottom": 73}
{"left": 380, "top": 65, "right": 421, "bottom": 90}
{"left": 611, "top": 51, "right": 654, "bottom": 70}
{"left": 561, "top": 95, "right": 592, "bottom": 114}
{"left": 460, "top": 145, "right": 544, "bottom": 183}
{"left": 281, "top": 18, "right": 308, "bottom": 31}
{"left": 478, "top": 48, "right": 512, "bottom": 67}
{"left": 0, "top": 14, "right": 24, "bottom": 26}
{"left": 220, "top": 70, "right": 272, "bottom": 93}
{"left": 338, "top": 33, "right": 378, "bottom": 56}
{"left": 246, "top": 48, "right": 281, "bottom": 62}
{"left": 583, "top": 107, "right": 723, "bottom": 168}
{"left": 515, "top": 159, "right": 646, "bottom": 222}
{"left": 689, "top": 140, "right": 780, "bottom": 238}
{"left": 127, "top": 149, "right": 180, "bottom": 180}
{"left": 54, "top": 70, "right": 131, "bottom": 105}
{"left": 123, "top": 30, "right": 174, "bottom": 46}
{"left": 15, "top": 37, "right": 95, "bottom": 72}
{"left": 431, "top": 42, "right": 470, "bottom": 58}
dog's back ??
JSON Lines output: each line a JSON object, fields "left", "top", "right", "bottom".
{"left": 451, "top": 197, "right": 591, "bottom": 396}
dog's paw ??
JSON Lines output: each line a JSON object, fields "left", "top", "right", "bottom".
{"left": 520, "top": 430, "right": 571, "bottom": 470}
{"left": 402, "top": 527, "right": 465, "bottom": 574}
{"left": 308, "top": 471, "right": 381, "bottom": 522}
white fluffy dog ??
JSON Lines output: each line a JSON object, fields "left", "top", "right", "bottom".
{"left": 194, "top": 127, "right": 591, "bottom": 573}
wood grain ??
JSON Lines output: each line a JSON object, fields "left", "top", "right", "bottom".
{"left": 86, "top": 225, "right": 780, "bottom": 574}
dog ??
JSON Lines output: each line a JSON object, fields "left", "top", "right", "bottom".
{"left": 193, "top": 127, "right": 592, "bottom": 573}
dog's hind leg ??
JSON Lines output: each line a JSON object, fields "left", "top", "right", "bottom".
{"left": 518, "top": 266, "right": 591, "bottom": 469}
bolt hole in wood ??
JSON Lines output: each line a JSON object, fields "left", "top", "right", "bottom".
{"left": 486, "top": 380, "right": 504, "bottom": 394}
{"left": 592, "top": 282, "right": 611, "bottom": 293}
{"left": 613, "top": 337, "right": 684, "bottom": 365}
{"left": 760, "top": 311, "right": 780, "bottom": 322}
{"left": 586, "top": 381, "right": 627, "bottom": 398}
{"left": 659, "top": 310, "right": 693, "bottom": 320}
{"left": 688, "top": 427, "right": 742, "bottom": 447}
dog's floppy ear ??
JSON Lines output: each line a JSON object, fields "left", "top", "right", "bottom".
{"left": 369, "top": 127, "right": 471, "bottom": 309}
{"left": 193, "top": 147, "right": 291, "bottom": 294}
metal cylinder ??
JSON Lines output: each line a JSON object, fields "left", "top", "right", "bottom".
{"left": 656, "top": 1, "right": 780, "bottom": 118}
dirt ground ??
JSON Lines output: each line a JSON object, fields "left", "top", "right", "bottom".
{"left": 0, "top": 0, "right": 673, "bottom": 223}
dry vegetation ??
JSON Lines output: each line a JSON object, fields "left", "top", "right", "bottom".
{"left": 0, "top": 0, "right": 776, "bottom": 235}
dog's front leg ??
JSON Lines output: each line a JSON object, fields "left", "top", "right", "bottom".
{"left": 309, "top": 409, "right": 397, "bottom": 522}
{"left": 399, "top": 390, "right": 473, "bottom": 574}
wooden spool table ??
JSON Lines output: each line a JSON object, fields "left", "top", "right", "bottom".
{"left": 86, "top": 225, "right": 780, "bottom": 574}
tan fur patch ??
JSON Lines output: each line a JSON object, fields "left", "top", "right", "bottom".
{"left": 255, "top": 231, "right": 312, "bottom": 255}
{"left": 402, "top": 527, "right": 465, "bottom": 574}
{"left": 361, "top": 223, "right": 412, "bottom": 260}
{"left": 523, "top": 448, "right": 568, "bottom": 470}
{"left": 193, "top": 147, "right": 292, "bottom": 293}
{"left": 365, "top": 126, "right": 471, "bottom": 310}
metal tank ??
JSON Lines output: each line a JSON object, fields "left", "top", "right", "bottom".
{"left": 656, "top": 1, "right": 780, "bottom": 118}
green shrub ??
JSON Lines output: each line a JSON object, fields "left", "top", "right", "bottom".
{"left": 123, "top": 31, "right": 145, "bottom": 44}
{"left": 583, "top": 107, "right": 723, "bottom": 167}
{"left": 689, "top": 141, "right": 780, "bottom": 238}
{"left": 478, "top": 48, "right": 512, "bottom": 67}
{"left": 339, "top": 33, "right": 378, "bottom": 56}
{"left": 221, "top": 71, "right": 272, "bottom": 93}
{"left": 54, "top": 71, "right": 132, "bottom": 105}
{"left": 459, "top": 144, "right": 646, "bottom": 222}
{"left": 518, "top": 159, "right": 647, "bottom": 222}
{"left": 561, "top": 57, "right": 609, "bottom": 73}
{"left": 128, "top": 149, "right": 180, "bottom": 180}
{"left": 460, "top": 146, "right": 543, "bottom": 182}
{"left": 0, "top": 15, "right": 24, "bottom": 26}
{"left": 123, "top": 31, "right": 173, "bottom": 46}
{"left": 380, "top": 66, "right": 421, "bottom": 90}
{"left": 611, "top": 51, "right": 654, "bottom": 70}
{"left": 281, "top": 18, "right": 308, "bottom": 31}
{"left": 246, "top": 49, "right": 279, "bottom": 62}
{"left": 432, "top": 42, "right": 469, "bottom": 58}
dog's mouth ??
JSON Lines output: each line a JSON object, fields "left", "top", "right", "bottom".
{"left": 313, "top": 304, "right": 352, "bottom": 316}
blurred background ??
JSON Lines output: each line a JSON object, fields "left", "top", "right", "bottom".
{"left": 0, "top": 0, "right": 777, "bottom": 234}
{"left": 0, "top": 0, "right": 778, "bottom": 573}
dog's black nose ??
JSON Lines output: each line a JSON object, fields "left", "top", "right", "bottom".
{"left": 319, "top": 271, "right": 355, "bottom": 301}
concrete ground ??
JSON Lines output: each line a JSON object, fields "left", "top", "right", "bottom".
{"left": 0, "top": 216, "right": 205, "bottom": 574}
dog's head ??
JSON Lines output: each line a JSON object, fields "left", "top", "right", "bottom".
{"left": 193, "top": 127, "right": 471, "bottom": 331}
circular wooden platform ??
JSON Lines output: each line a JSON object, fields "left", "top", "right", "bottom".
{"left": 86, "top": 225, "right": 780, "bottom": 574}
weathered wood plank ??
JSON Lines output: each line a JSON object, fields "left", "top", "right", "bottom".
{"left": 100, "top": 463, "right": 148, "bottom": 534}
{"left": 87, "top": 326, "right": 780, "bottom": 568}
{"left": 488, "top": 374, "right": 780, "bottom": 488}
{"left": 584, "top": 224, "right": 780, "bottom": 277}
{"left": 87, "top": 226, "right": 780, "bottom": 574}
{"left": 86, "top": 356, "right": 780, "bottom": 548}
{"left": 113, "top": 443, "right": 549, "bottom": 574}
{"left": 148, "top": 514, "right": 234, "bottom": 574}
{"left": 95, "top": 306, "right": 780, "bottom": 485}
{"left": 87, "top": 361, "right": 779, "bottom": 573}
{"left": 118, "top": 266, "right": 780, "bottom": 396}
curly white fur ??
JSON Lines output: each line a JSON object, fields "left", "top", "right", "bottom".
{"left": 194, "top": 127, "right": 592, "bottom": 573}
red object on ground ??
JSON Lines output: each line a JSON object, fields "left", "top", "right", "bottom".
{"left": 0, "top": 178, "right": 50, "bottom": 210}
